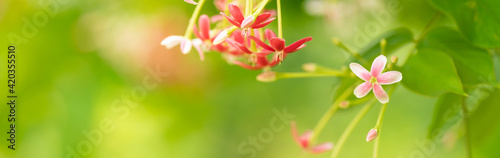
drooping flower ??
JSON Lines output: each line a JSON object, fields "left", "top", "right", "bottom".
{"left": 291, "top": 121, "right": 333, "bottom": 154}
{"left": 349, "top": 55, "right": 402, "bottom": 103}
{"left": 250, "top": 29, "right": 312, "bottom": 62}
{"left": 161, "top": 35, "right": 192, "bottom": 54}
{"left": 221, "top": 4, "right": 275, "bottom": 29}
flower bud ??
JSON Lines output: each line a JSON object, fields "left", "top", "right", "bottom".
{"left": 161, "top": 35, "right": 183, "bottom": 49}
{"left": 180, "top": 39, "right": 192, "bottom": 54}
{"left": 391, "top": 56, "right": 398, "bottom": 64}
{"left": 302, "top": 63, "right": 317, "bottom": 72}
{"left": 339, "top": 101, "right": 350, "bottom": 109}
{"left": 366, "top": 129, "right": 378, "bottom": 142}
{"left": 257, "top": 71, "right": 277, "bottom": 82}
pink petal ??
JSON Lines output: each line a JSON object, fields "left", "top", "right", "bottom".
{"left": 184, "top": 0, "right": 198, "bottom": 5}
{"left": 180, "top": 39, "right": 192, "bottom": 54}
{"left": 199, "top": 14, "right": 211, "bottom": 40}
{"left": 249, "top": 36, "right": 275, "bottom": 51}
{"left": 235, "top": 43, "right": 253, "bottom": 54}
{"left": 290, "top": 121, "right": 302, "bottom": 147}
{"left": 353, "top": 82, "right": 372, "bottom": 98}
{"left": 228, "top": 3, "right": 244, "bottom": 22}
{"left": 283, "top": 36, "right": 312, "bottom": 53}
{"left": 265, "top": 29, "right": 277, "bottom": 41}
{"left": 213, "top": 30, "right": 228, "bottom": 45}
{"left": 210, "top": 15, "right": 223, "bottom": 23}
{"left": 349, "top": 63, "right": 371, "bottom": 81}
{"left": 373, "top": 84, "right": 389, "bottom": 103}
{"left": 300, "top": 130, "right": 313, "bottom": 148}
{"left": 192, "top": 39, "right": 205, "bottom": 61}
{"left": 370, "top": 55, "right": 387, "bottom": 77}
{"left": 270, "top": 37, "right": 285, "bottom": 51}
{"left": 377, "top": 71, "right": 402, "bottom": 85}
{"left": 310, "top": 142, "right": 333, "bottom": 154}
{"left": 366, "top": 129, "right": 378, "bottom": 142}
{"left": 240, "top": 16, "right": 255, "bottom": 28}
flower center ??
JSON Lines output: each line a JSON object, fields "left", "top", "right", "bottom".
{"left": 369, "top": 76, "right": 378, "bottom": 84}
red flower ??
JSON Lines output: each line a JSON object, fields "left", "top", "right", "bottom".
{"left": 250, "top": 29, "right": 312, "bottom": 61}
{"left": 221, "top": 3, "right": 275, "bottom": 29}
{"left": 291, "top": 121, "right": 333, "bottom": 154}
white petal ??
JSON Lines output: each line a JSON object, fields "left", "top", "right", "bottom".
{"left": 180, "top": 39, "right": 192, "bottom": 54}
{"left": 373, "top": 84, "right": 389, "bottom": 103}
{"left": 377, "top": 71, "right": 402, "bottom": 85}
{"left": 161, "top": 35, "right": 183, "bottom": 49}
{"left": 213, "top": 30, "right": 228, "bottom": 45}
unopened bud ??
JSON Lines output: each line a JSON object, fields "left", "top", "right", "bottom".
{"left": 366, "top": 129, "right": 378, "bottom": 142}
{"left": 391, "top": 56, "right": 398, "bottom": 64}
{"left": 302, "top": 63, "right": 317, "bottom": 72}
{"left": 257, "top": 71, "right": 277, "bottom": 82}
{"left": 213, "top": 30, "right": 229, "bottom": 45}
{"left": 339, "top": 101, "right": 350, "bottom": 109}
{"left": 332, "top": 37, "right": 341, "bottom": 46}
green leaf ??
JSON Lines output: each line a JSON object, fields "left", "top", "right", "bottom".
{"left": 430, "top": 0, "right": 500, "bottom": 48}
{"left": 358, "top": 27, "right": 414, "bottom": 64}
{"left": 401, "top": 48, "right": 466, "bottom": 96}
{"left": 427, "top": 93, "right": 462, "bottom": 139}
{"left": 470, "top": 88, "right": 500, "bottom": 145}
{"left": 419, "top": 27, "right": 497, "bottom": 85}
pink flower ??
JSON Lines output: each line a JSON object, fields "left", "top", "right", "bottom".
{"left": 349, "top": 55, "right": 402, "bottom": 103}
{"left": 250, "top": 29, "right": 312, "bottom": 62}
{"left": 184, "top": 0, "right": 198, "bottom": 5}
{"left": 221, "top": 4, "right": 275, "bottom": 29}
{"left": 291, "top": 121, "right": 333, "bottom": 154}
{"left": 161, "top": 35, "right": 192, "bottom": 54}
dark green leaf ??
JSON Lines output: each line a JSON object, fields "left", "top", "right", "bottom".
{"left": 430, "top": 0, "right": 500, "bottom": 48}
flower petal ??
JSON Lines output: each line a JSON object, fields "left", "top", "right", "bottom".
{"left": 220, "top": 12, "right": 241, "bottom": 26}
{"left": 252, "top": 13, "right": 271, "bottom": 26}
{"left": 300, "top": 130, "right": 313, "bottom": 148}
{"left": 270, "top": 37, "right": 285, "bottom": 51}
{"left": 353, "top": 82, "right": 372, "bottom": 98}
{"left": 228, "top": 3, "right": 244, "bottom": 22}
{"left": 370, "top": 55, "right": 387, "bottom": 77}
{"left": 213, "top": 30, "right": 228, "bottom": 45}
{"left": 184, "top": 0, "right": 198, "bottom": 5}
{"left": 249, "top": 36, "right": 275, "bottom": 51}
{"left": 373, "top": 84, "right": 389, "bottom": 103}
{"left": 283, "top": 36, "right": 312, "bottom": 53}
{"left": 192, "top": 38, "right": 205, "bottom": 61}
{"left": 161, "top": 35, "right": 183, "bottom": 49}
{"left": 265, "top": 29, "right": 277, "bottom": 41}
{"left": 377, "top": 71, "right": 402, "bottom": 85}
{"left": 233, "top": 61, "right": 263, "bottom": 70}
{"left": 199, "top": 14, "right": 211, "bottom": 40}
{"left": 241, "top": 16, "right": 255, "bottom": 28}
{"left": 180, "top": 39, "right": 192, "bottom": 54}
{"left": 251, "top": 17, "right": 275, "bottom": 28}
{"left": 349, "top": 63, "right": 371, "bottom": 81}
{"left": 310, "top": 142, "right": 333, "bottom": 154}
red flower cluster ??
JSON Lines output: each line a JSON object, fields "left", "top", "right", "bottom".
{"left": 162, "top": 3, "right": 313, "bottom": 70}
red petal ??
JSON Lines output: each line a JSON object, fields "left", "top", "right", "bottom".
{"left": 251, "top": 17, "right": 275, "bottom": 28}
{"left": 270, "top": 37, "right": 285, "bottom": 51}
{"left": 221, "top": 12, "right": 241, "bottom": 27}
{"left": 249, "top": 36, "right": 275, "bottom": 51}
{"left": 233, "top": 61, "right": 263, "bottom": 70}
{"left": 284, "top": 36, "right": 312, "bottom": 53}
{"left": 252, "top": 13, "right": 271, "bottom": 27}
{"left": 192, "top": 25, "right": 203, "bottom": 39}
{"left": 199, "top": 14, "right": 211, "bottom": 40}
{"left": 228, "top": 3, "right": 244, "bottom": 22}
{"left": 231, "top": 30, "right": 245, "bottom": 44}
{"left": 256, "top": 56, "right": 269, "bottom": 66}
{"left": 265, "top": 29, "right": 277, "bottom": 41}
{"left": 235, "top": 43, "right": 253, "bottom": 54}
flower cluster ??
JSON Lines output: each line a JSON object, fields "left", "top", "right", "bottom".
{"left": 161, "top": 1, "right": 312, "bottom": 70}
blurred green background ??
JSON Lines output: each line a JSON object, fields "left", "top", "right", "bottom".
{"left": 1, "top": 0, "right": 499, "bottom": 158}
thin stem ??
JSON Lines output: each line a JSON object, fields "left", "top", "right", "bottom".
{"left": 183, "top": 0, "right": 206, "bottom": 38}
{"left": 253, "top": 0, "right": 270, "bottom": 15}
{"left": 277, "top": 0, "right": 283, "bottom": 38}
{"left": 245, "top": 0, "right": 250, "bottom": 16}
{"left": 330, "top": 99, "right": 377, "bottom": 158}
{"left": 310, "top": 86, "right": 354, "bottom": 143}
{"left": 461, "top": 97, "right": 472, "bottom": 158}
{"left": 275, "top": 72, "right": 348, "bottom": 79}
{"left": 332, "top": 38, "right": 368, "bottom": 65}
{"left": 371, "top": 84, "right": 398, "bottom": 158}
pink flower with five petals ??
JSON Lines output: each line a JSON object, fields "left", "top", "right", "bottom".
{"left": 349, "top": 55, "right": 402, "bottom": 103}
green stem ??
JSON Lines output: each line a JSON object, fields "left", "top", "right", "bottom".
{"left": 461, "top": 97, "right": 472, "bottom": 158}
{"left": 310, "top": 86, "right": 354, "bottom": 143}
{"left": 253, "top": 0, "right": 270, "bottom": 15}
{"left": 330, "top": 99, "right": 377, "bottom": 158}
{"left": 371, "top": 84, "right": 399, "bottom": 158}
{"left": 332, "top": 38, "right": 368, "bottom": 65}
{"left": 275, "top": 72, "right": 347, "bottom": 79}
{"left": 183, "top": 0, "right": 206, "bottom": 39}
{"left": 277, "top": 0, "right": 283, "bottom": 38}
